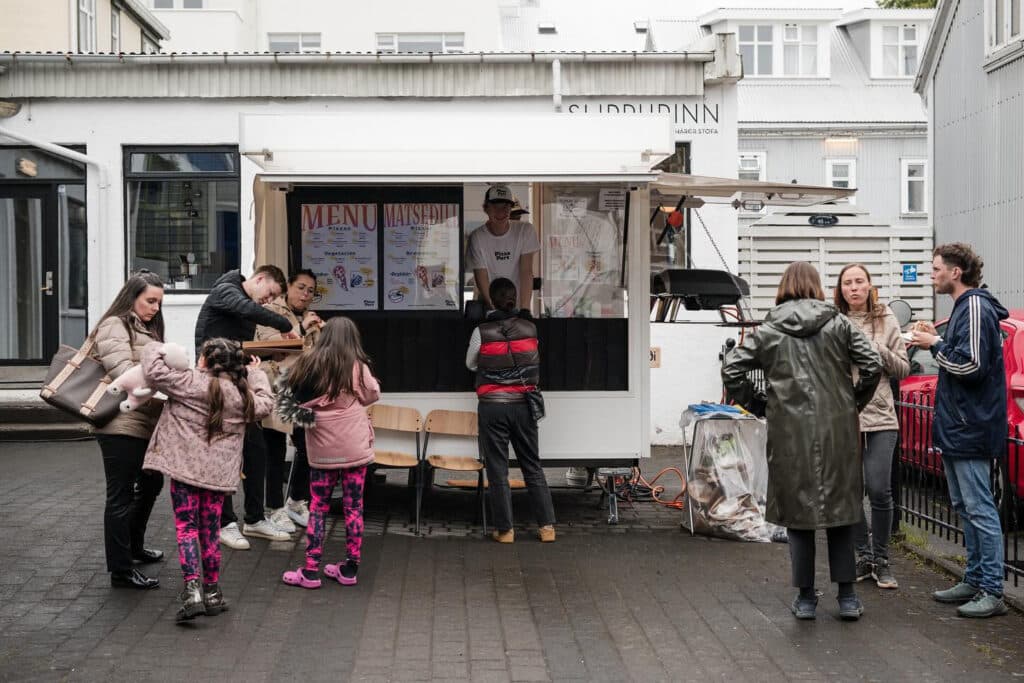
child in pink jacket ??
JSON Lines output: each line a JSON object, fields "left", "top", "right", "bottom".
{"left": 276, "top": 317, "right": 379, "bottom": 588}
{"left": 141, "top": 338, "right": 273, "bottom": 621}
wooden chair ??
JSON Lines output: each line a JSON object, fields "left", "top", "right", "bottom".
{"left": 367, "top": 404, "right": 424, "bottom": 534}
{"left": 420, "top": 409, "right": 487, "bottom": 533}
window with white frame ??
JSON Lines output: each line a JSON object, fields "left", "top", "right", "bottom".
{"left": 901, "top": 159, "right": 927, "bottom": 215}
{"left": 882, "top": 24, "right": 920, "bottom": 77}
{"left": 826, "top": 158, "right": 856, "bottom": 203}
{"left": 738, "top": 25, "right": 774, "bottom": 75}
{"left": 111, "top": 7, "right": 120, "bottom": 52}
{"left": 987, "top": 0, "right": 1023, "bottom": 53}
{"left": 375, "top": 33, "right": 465, "bottom": 53}
{"left": 268, "top": 33, "right": 322, "bottom": 53}
{"left": 738, "top": 152, "right": 767, "bottom": 214}
{"left": 77, "top": 0, "right": 96, "bottom": 52}
{"left": 783, "top": 24, "right": 818, "bottom": 75}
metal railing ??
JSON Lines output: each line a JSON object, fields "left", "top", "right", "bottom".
{"left": 896, "top": 391, "right": 1022, "bottom": 588}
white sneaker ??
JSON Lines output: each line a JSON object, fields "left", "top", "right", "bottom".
{"left": 269, "top": 507, "right": 297, "bottom": 533}
{"left": 565, "top": 466, "right": 590, "bottom": 487}
{"left": 285, "top": 498, "right": 309, "bottom": 527}
{"left": 243, "top": 518, "right": 291, "bottom": 542}
{"left": 219, "top": 522, "right": 250, "bottom": 550}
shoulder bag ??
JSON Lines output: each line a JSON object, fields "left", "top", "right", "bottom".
{"left": 39, "top": 337, "right": 123, "bottom": 427}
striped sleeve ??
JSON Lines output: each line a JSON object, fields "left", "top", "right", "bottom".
{"left": 934, "top": 296, "right": 987, "bottom": 379}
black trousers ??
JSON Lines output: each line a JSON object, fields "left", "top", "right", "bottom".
{"left": 95, "top": 434, "right": 163, "bottom": 573}
{"left": 787, "top": 524, "right": 856, "bottom": 588}
{"left": 221, "top": 424, "right": 267, "bottom": 527}
{"left": 478, "top": 401, "right": 556, "bottom": 531}
{"left": 289, "top": 427, "right": 310, "bottom": 502}
{"left": 264, "top": 427, "right": 311, "bottom": 508}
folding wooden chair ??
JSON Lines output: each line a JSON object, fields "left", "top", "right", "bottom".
{"left": 367, "top": 404, "right": 424, "bottom": 534}
{"left": 420, "top": 409, "right": 487, "bottom": 534}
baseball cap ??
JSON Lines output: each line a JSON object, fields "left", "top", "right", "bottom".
{"left": 484, "top": 184, "right": 514, "bottom": 204}
{"left": 510, "top": 198, "right": 529, "bottom": 218}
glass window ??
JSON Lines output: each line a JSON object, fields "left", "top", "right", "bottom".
{"left": 826, "top": 158, "right": 856, "bottom": 203}
{"left": 882, "top": 24, "right": 919, "bottom": 77}
{"left": 153, "top": 0, "right": 173, "bottom": 8}
{"left": 901, "top": 159, "right": 927, "bottom": 215}
{"left": 782, "top": 24, "right": 817, "bottom": 76}
{"left": 739, "top": 24, "right": 774, "bottom": 75}
{"left": 125, "top": 148, "right": 240, "bottom": 291}
{"left": 78, "top": 0, "right": 96, "bottom": 52}
{"left": 375, "top": 32, "right": 465, "bottom": 53}
{"left": 0, "top": 147, "right": 86, "bottom": 180}
{"left": 738, "top": 153, "right": 767, "bottom": 215}
{"left": 111, "top": 8, "right": 120, "bottom": 52}
{"left": 183, "top": 0, "right": 203, "bottom": 7}
{"left": 59, "top": 184, "right": 88, "bottom": 349}
{"left": 268, "top": 32, "right": 321, "bottom": 52}
{"left": 989, "top": 0, "right": 1023, "bottom": 49}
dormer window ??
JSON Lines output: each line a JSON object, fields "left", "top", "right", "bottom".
{"left": 882, "top": 24, "right": 919, "bottom": 77}
{"left": 783, "top": 24, "right": 818, "bottom": 75}
{"left": 739, "top": 25, "right": 774, "bottom": 75}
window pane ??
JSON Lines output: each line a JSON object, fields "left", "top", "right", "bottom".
{"left": 907, "top": 163, "right": 924, "bottom": 178}
{"left": 902, "top": 45, "right": 918, "bottom": 75}
{"left": 757, "top": 25, "right": 773, "bottom": 41}
{"left": 739, "top": 157, "right": 759, "bottom": 170}
{"left": 1013, "top": 0, "right": 1021, "bottom": 37}
{"left": 445, "top": 33, "right": 465, "bottom": 47}
{"left": 269, "top": 34, "right": 299, "bottom": 52}
{"left": 831, "top": 164, "right": 849, "bottom": 179}
{"left": 129, "top": 151, "right": 238, "bottom": 174}
{"left": 903, "top": 26, "right": 916, "bottom": 41}
{"left": 59, "top": 184, "right": 88, "bottom": 349}
{"left": 397, "top": 37, "right": 444, "bottom": 52}
{"left": 183, "top": 0, "right": 202, "bottom": 8}
{"left": 757, "top": 44, "right": 773, "bottom": 74}
{"left": 153, "top": 0, "right": 173, "bottom": 7}
{"left": 784, "top": 25, "right": 798, "bottom": 41}
{"left": 803, "top": 25, "right": 817, "bottom": 42}
{"left": 128, "top": 179, "right": 240, "bottom": 290}
{"left": 883, "top": 45, "right": 899, "bottom": 76}
{"left": 739, "top": 25, "right": 754, "bottom": 42}
{"left": 301, "top": 33, "right": 321, "bottom": 49}
{"left": 996, "top": 0, "right": 1005, "bottom": 44}
{"left": 882, "top": 26, "right": 899, "bottom": 44}
{"left": 740, "top": 44, "right": 755, "bottom": 73}
{"left": 907, "top": 180, "right": 924, "bottom": 212}
{"left": 832, "top": 180, "right": 850, "bottom": 188}
{"left": 801, "top": 46, "right": 816, "bottom": 73}
{"left": 738, "top": 171, "right": 761, "bottom": 181}
{"left": 784, "top": 44, "right": 799, "bottom": 74}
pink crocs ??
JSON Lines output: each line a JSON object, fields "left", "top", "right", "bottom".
{"left": 282, "top": 568, "right": 321, "bottom": 589}
{"left": 324, "top": 561, "right": 358, "bottom": 586}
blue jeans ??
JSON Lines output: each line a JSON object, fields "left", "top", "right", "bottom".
{"left": 941, "top": 456, "right": 1005, "bottom": 595}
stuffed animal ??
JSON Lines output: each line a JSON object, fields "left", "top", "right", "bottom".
{"left": 108, "top": 342, "right": 189, "bottom": 412}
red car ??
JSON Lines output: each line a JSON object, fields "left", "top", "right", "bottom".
{"left": 899, "top": 310, "right": 1024, "bottom": 505}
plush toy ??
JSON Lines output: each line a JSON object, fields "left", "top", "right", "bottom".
{"left": 107, "top": 342, "right": 189, "bottom": 413}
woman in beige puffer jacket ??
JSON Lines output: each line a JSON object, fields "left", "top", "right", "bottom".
{"left": 835, "top": 264, "right": 909, "bottom": 591}
{"left": 90, "top": 270, "right": 167, "bottom": 590}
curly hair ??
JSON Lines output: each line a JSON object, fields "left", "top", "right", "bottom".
{"left": 934, "top": 243, "right": 984, "bottom": 288}
{"left": 199, "top": 338, "right": 255, "bottom": 442}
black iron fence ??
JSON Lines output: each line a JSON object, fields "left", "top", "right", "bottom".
{"left": 896, "top": 391, "right": 1022, "bottom": 588}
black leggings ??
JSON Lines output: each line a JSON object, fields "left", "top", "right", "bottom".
{"left": 787, "top": 524, "right": 856, "bottom": 588}
{"left": 264, "top": 427, "right": 311, "bottom": 509}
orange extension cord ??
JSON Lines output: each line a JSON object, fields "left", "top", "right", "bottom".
{"left": 596, "top": 465, "right": 688, "bottom": 510}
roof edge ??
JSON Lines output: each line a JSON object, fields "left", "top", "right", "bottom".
{"left": 118, "top": 0, "right": 171, "bottom": 41}
{"left": 915, "top": 0, "right": 956, "bottom": 96}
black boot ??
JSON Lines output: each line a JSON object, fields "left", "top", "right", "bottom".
{"left": 203, "top": 582, "right": 229, "bottom": 616}
{"left": 110, "top": 568, "right": 159, "bottom": 590}
{"left": 176, "top": 579, "right": 206, "bottom": 622}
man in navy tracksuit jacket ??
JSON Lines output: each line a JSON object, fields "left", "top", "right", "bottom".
{"left": 911, "top": 243, "right": 1008, "bottom": 618}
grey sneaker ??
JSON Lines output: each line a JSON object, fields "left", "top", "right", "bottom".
{"left": 790, "top": 595, "right": 817, "bottom": 620}
{"left": 838, "top": 594, "right": 864, "bottom": 620}
{"left": 855, "top": 557, "right": 874, "bottom": 582}
{"left": 957, "top": 591, "right": 1008, "bottom": 618}
{"left": 872, "top": 560, "right": 898, "bottom": 589}
{"left": 933, "top": 581, "right": 979, "bottom": 604}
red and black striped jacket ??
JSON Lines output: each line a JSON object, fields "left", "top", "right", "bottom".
{"left": 474, "top": 313, "right": 540, "bottom": 403}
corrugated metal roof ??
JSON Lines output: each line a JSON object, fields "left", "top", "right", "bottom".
{"left": 0, "top": 52, "right": 710, "bottom": 99}
{"left": 737, "top": 27, "right": 927, "bottom": 126}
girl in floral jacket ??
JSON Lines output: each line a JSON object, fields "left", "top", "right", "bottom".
{"left": 278, "top": 317, "right": 379, "bottom": 589}
{"left": 141, "top": 338, "right": 273, "bottom": 621}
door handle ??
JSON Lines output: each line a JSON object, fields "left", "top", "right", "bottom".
{"left": 41, "top": 271, "right": 53, "bottom": 296}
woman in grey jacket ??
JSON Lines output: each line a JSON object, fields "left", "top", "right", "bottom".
{"left": 836, "top": 264, "right": 910, "bottom": 590}
{"left": 91, "top": 270, "right": 166, "bottom": 590}
{"left": 722, "top": 262, "right": 882, "bottom": 621}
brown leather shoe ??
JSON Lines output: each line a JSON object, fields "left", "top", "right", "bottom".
{"left": 538, "top": 525, "right": 556, "bottom": 543}
{"left": 491, "top": 529, "right": 514, "bottom": 543}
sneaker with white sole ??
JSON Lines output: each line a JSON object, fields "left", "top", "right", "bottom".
{"left": 269, "top": 507, "right": 297, "bottom": 534}
{"left": 286, "top": 498, "right": 310, "bottom": 527}
{"left": 219, "top": 522, "right": 250, "bottom": 550}
{"left": 243, "top": 518, "right": 291, "bottom": 542}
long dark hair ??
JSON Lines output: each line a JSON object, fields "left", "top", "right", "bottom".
{"left": 92, "top": 270, "right": 165, "bottom": 342}
{"left": 199, "top": 338, "right": 255, "bottom": 442}
{"left": 285, "top": 317, "right": 371, "bottom": 401}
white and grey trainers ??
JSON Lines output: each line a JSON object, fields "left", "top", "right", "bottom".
{"left": 269, "top": 507, "right": 297, "bottom": 534}
{"left": 219, "top": 522, "right": 250, "bottom": 550}
{"left": 286, "top": 498, "right": 310, "bottom": 527}
{"left": 243, "top": 518, "right": 291, "bottom": 542}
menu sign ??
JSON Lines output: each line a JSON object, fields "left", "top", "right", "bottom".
{"left": 382, "top": 203, "right": 460, "bottom": 311}
{"left": 301, "top": 203, "right": 378, "bottom": 310}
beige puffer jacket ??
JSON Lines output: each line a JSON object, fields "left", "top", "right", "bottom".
{"left": 848, "top": 307, "right": 910, "bottom": 432}
{"left": 255, "top": 296, "right": 318, "bottom": 433}
{"left": 91, "top": 314, "right": 163, "bottom": 440}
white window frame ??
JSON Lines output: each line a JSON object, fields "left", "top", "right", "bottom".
{"left": 375, "top": 32, "right": 465, "bottom": 54}
{"left": 826, "top": 158, "right": 856, "bottom": 204}
{"left": 782, "top": 24, "right": 818, "bottom": 76}
{"left": 267, "top": 33, "right": 322, "bottom": 53}
{"left": 738, "top": 152, "right": 768, "bottom": 215}
{"left": 880, "top": 24, "right": 921, "bottom": 78}
{"left": 110, "top": 6, "right": 120, "bottom": 53}
{"left": 77, "top": 0, "right": 96, "bottom": 52}
{"left": 986, "top": 0, "right": 1023, "bottom": 54}
{"left": 738, "top": 24, "right": 775, "bottom": 76}
{"left": 900, "top": 158, "right": 928, "bottom": 216}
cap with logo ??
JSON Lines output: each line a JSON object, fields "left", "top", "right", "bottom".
{"left": 484, "top": 184, "right": 515, "bottom": 204}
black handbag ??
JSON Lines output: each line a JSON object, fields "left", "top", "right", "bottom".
{"left": 39, "top": 337, "right": 123, "bottom": 427}
{"left": 525, "top": 389, "right": 546, "bottom": 422}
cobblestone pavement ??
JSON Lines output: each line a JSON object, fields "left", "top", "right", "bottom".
{"left": 2, "top": 440, "right": 1023, "bottom": 682}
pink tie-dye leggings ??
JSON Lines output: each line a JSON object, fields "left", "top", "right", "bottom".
{"left": 305, "top": 466, "right": 367, "bottom": 573}
{"left": 169, "top": 479, "right": 225, "bottom": 584}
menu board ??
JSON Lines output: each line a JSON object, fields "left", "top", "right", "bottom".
{"left": 382, "top": 203, "right": 460, "bottom": 311}
{"left": 300, "top": 203, "right": 379, "bottom": 310}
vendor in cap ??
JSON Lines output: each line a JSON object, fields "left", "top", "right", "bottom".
{"left": 466, "top": 185, "right": 539, "bottom": 311}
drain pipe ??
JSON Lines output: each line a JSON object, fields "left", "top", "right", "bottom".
{"left": 552, "top": 58, "right": 562, "bottom": 112}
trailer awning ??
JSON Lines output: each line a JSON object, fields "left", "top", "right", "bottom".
{"left": 651, "top": 173, "right": 856, "bottom": 207}
{"left": 241, "top": 112, "right": 675, "bottom": 183}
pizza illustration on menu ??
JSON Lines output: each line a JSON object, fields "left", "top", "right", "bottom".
{"left": 382, "top": 203, "right": 460, "bottom": 310}
{"left": 300, "top": 203, "right": 378, "bottom": 310}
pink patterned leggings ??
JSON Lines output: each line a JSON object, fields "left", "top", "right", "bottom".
{"left": 305, "top": 466, "right": 367, "bottom": 573}
{"left": 169, "top": 479, "right": 225, "bottom": 584}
